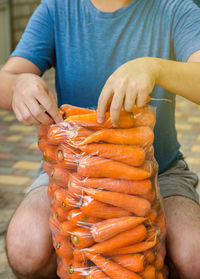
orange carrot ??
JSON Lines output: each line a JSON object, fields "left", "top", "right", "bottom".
{"left": 54, "top": 205, "right": 70, "bottom": 222}
{"left": 71, "top": 227, "right": 95, "bottom": 248}
{"left": 144, "top": 249, "right": 157, "bottom": 264}
{"left": 147, "top": 209, "right": 158, "bottom": 224}
{"left": 86, "top": 267, "right": 110, "bottom": 279}
{"left": 57, "top": 144, "right": 80, "bottom": 170}
{"left": 103, "top": 241, "right": 157, "bottom": 256}
{"left": 85, "top": 252, "right": 142, "bottom": 279}
{"left": 81, "top": 196, "right": 131, "bottom": 219}
{"left": 84, "top": 188, "right": 151, "bottom": 217}
{"left": 155, "top": 212, "right": 167, "bottom": 240}
{"left": 67, "top": 126, "right": 95, "bottom": 146}
{"left": 38, "top": 124, "right": 49, "bottom": 139}
{"left": 155, "top": 254, "right": 164, "bottom": 271}
{"left": 42, "top": 161, "right": 53, "bottom": 175}
{"left": 54, "top": 188, "right": 79, "bottom": 210}
{"left": 68, "top": 172, "right": 84, "bottom": 196}
{"left": 141, "top": 189, "right": 156, "bottom": 202}
{"left": 47, "top": 123, "right": 70, "bottom": 144}
{"left": 51, "top": 165, "right": 70, "bottom": 187}
{"left": 47, "top": 182, "right": 60, "bottom": 200}
{"left": 90, "top": 216, "right": 146, "bottom": 242}
{"left": 62, "top": 258, "right": 87, "bottom": 279}
{"left": 86, "top": 224, "right": 147, "bottom": 254}
{"left": 157, "top": 272, "right": 164, "bottom": 279}
{"left": 141, "top": 265, "right": 156, "bottom": 279}
{"left": 54, "top": 234, "right": 73, "bottom": 259}
{"left": 73, "top": 248, "right": 87, "bottom": 262}
{"left": 60, "top": 104, "right": 94, "bottom": 119}
{"left": 68, "top": 209, "right": 101, "bottom": 228}
{"left": 82, "top": 177, "right": 152, "bottom": 195}
{"left": 79, "top": 126, "right": 154, "bottom": 147}
{"left": 43, "top": 145, "right": 57, "bottom": 163}
{"left": 78, "top": 155, "right": 153, "bottom": 180}
{"left": 80, "top": 144, "right": 145, "bottom": 167}
{"left": 132, "top": 105, "right": 155, "bottom": 128}
{"left": 60, "top": 221, "right": 76, "bottom": 236}
{"left": 112, "top": 254, "right": 145, "bottom": 273}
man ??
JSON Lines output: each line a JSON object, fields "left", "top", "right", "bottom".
{"left": 1, "top": 0, "right": 200, "bottom": 278}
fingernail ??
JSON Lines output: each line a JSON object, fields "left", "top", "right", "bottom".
{"left": 97, "top": 117, "right": 104, "bottom": 123}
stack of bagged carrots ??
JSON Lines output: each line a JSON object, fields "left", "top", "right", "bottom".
{"left": 38, "top": 104, "right": 168, "bottom": 279}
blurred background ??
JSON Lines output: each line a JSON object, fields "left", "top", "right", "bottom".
{"left": 0, "top": 0, "right": 200, "bottom": 278}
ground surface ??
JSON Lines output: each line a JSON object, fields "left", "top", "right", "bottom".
{"left": 0, "top": 70, "right": 200, "bottom": 278}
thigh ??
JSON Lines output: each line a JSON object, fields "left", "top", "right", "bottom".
{"left": 163, "top": 196, "right": 200, "bottom": 278}
{"left": 6, "top": 185, "right": 55, "bottom": 274}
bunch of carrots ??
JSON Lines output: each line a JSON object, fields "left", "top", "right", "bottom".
{"left": 38, "top": 103, "right": 168, "bottom": 279}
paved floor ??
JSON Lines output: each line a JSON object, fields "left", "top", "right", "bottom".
{"left": 0, "top": 70, "right": 200, "bottom": 278}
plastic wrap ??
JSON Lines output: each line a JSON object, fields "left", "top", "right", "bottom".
{"left": 38, "top": 104, "right": 168, "bottom": 279}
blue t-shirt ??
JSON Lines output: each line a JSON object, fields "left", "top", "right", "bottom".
{"left": 11, "top": 0, "right": 200, "bottom": 173}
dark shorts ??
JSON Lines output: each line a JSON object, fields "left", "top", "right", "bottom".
{"left": 27, "top": 159, "right": 199, "bottom": 204}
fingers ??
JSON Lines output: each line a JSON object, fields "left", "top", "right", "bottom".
{"left": 14, "top": 105, "right": 40, "bottom": 126}
{"left": 35, "top": 88, "right": 62, "bottom": 124}
{"left": 110, "top": 86, "right": 126, "bottom": 126}
{"left": 124, "top": 81, "right": 137, "bottom": 112}
{"left": 97, "top": 80, "right": 114, "bottom": 123}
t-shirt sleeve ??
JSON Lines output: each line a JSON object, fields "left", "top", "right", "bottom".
{"left": 10, "top": 0, "right": 55, "bottom": 74}
{"left": 172, "top": 0, "right": 200, "bottom": 62}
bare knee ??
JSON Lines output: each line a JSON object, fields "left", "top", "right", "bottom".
{"left": 6, "top": 187, "right": 57, "bottom": 278}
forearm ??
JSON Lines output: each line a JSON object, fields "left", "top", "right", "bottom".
{"left": 0, "top": 70, "right": 18, "bottom": 110}
{"left": 151, "top": 57, "right": 200, "bottom": 104}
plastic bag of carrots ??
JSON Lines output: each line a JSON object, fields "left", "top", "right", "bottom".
{"left": 38, "top": 104, "right": 168, "bottom": 279}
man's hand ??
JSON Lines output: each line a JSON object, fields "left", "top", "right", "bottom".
{"left": 97, "top": 57, "right": 160, "bottom": 126}
{"left": 12, "top": 73, "right": 63, "bottom": 125}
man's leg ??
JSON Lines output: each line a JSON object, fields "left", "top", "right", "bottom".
{"left": 6, "top": 186, "right": 58, "bottom": 279}
{"left": 164, "top": 196, "right": 200, "bottom": 279}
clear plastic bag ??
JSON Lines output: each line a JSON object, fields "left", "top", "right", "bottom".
{"left": 38, "top": 104, "right": 168, "bottom": 279}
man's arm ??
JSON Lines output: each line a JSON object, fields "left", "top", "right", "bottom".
{"left": 97, "top": 52, "right": 200, "bottom": 125}
{"left": 0, "top": 57, "right": 62, "bottom": 125}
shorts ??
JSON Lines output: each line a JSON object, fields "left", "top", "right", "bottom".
{"left": 27, "top": 159, "right": 199, "bottom": 204}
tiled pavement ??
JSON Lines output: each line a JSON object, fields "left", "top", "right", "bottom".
{"left": 0, "top": 71, "right": 200, "bottom": 278}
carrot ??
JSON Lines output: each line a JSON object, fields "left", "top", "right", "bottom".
{"left": 155, "top": 212, "right": 167, "bottom": 240}
{"left": 141, "top": 265, "right": 156, "bottom": 279}
{"left": 60, "top": 104, "right": 94, "bottom": 119}
{"left": 71, "top": 227, "right": 95, "bottom": 248}
{"left": 78, "top": 156, "right": 153, "bottom": 180}
{"left": 68, "top": 209, "right": 101, "bottom": 228}
{"left": 81, "top": 196, "right": 131, "bottom": 219}
{"left": 85, "top": 252, "right": 142, "bottom": 279}
{"left": 112, "top": 254, "right": 145, "bottom": 273}
{"left": 42, "top": 161, "right": 53, "bottom": 175}
{"left": 60, "top": 221, "right": 76, "bottom": 236}
{"left": 103, "top": 241, "right": 157, "bottom": 256}
{"left": 49, "top": 214, "right": 60, "bottom": 234}
{"left": 54, "top": 188, "right": 79, "bottom": 210}
{"left": 73, "top": 248, "right": 87, "bottom": 262}
{"left": 57, "top": 144, "right": 80, "bottom": 170}
{"left": 54, "top": 205, "right": 70, "bottom": 222}
{"left": 54, "top": 234, "right": 73, "bottom": 259}
{"left": 90, "top": 216, "right": 146, "bottom": 242}
{"left": 79, "top": 126, "right": 154, "bottom": 147}
{"left": 132, "top": 105, "right": 156, "bottom": 128}
{"left": 38, "top": 124, "right": 49, "bottom": 139}
{"left": 84, "top": 188, "right": 151, "bottom": 217}
{"left": 86, "top": 224, "right": 147, "bottom": 254}
{"left": 86, "top": 267, "right": 110, "bottom": 279}
{"left": 68, "top": 172, "right": 84, "bottom": 196}
{"left": 155, "top": 254, "right": 164, "bottom": 271}
{"left": 147, "top": 209, "right": 158, "bottom": 224}
{"left": 82, "top": 177, "right": 152, "bottom": 195}
{"left": 62, "top": 258, "right": 88, "bottom": 279}
{"left": 144, "top": 249, "right": 157, "bottom": 264}
{"left": 141, "top": 189, "right": 156, "bottom": 202}
{"left": 43, "top": 145, "right": 57, "bottom": 163}
{"left": 157, "top": 272, "right": 164, "bottom": 279}
{"left": 67, "top": 126, "right": 95, "bottom": 146}
{"left": 47, "top": 182, "right": 60, "bottom": 200}
{"left": 51, "top": 165, "right": 70, "bottom": 187}
{"left": 47, "top": 123, "right": 70, "bottom": 144}
{"left": 80, "top": 144, "right": 145, "bottom": 167}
